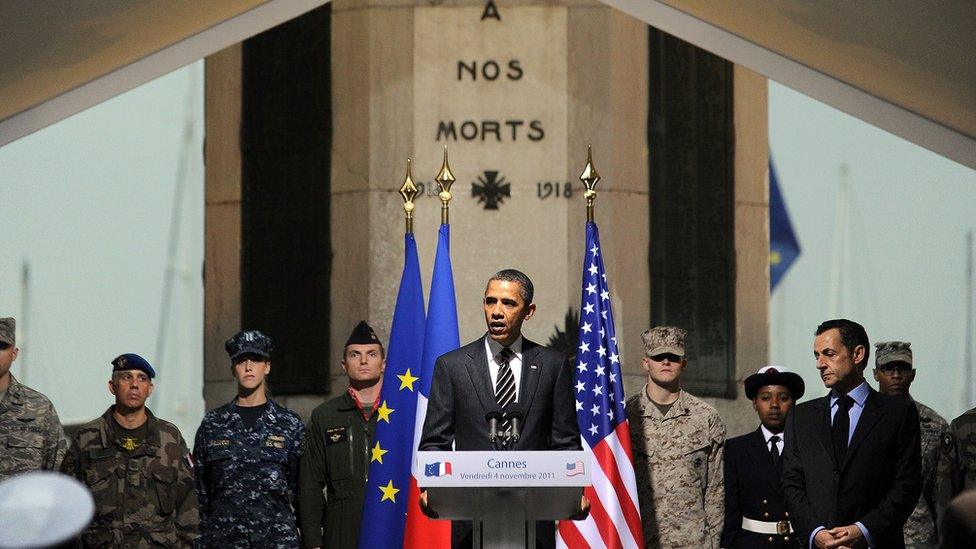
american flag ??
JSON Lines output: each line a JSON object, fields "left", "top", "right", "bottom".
{"left": 557, "top": 222, "right": 643, "bottom": 549}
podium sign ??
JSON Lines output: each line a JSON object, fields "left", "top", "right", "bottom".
{"left": 418, "top": 450, "right": 589, "bottom": 487}
{"left": 418, "top": 451, "right": 589, "bottom": 548}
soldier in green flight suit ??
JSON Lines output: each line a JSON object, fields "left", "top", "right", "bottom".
{"left": 299, "top": 321, "right": 386, "bottom": 549}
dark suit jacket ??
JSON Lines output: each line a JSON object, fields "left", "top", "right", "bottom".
{"left": 419, "top": 336, "right": 581, "bottom": 452}
{"left": 723, "top": 428, "right": 800, "bottom": 548}
{"left": 781, "top": 387, "right": 922, "bottom": 548}
{"left": 419, "top": 336, "right": 581, "bottom": 548}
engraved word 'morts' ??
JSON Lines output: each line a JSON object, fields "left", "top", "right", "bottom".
{"left": 436, "top": 120, "right": 544, "bottom": 142}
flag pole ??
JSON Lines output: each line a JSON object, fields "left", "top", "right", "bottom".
{"left": 558, "top": 145, "right": 645, "bottom": 548}
{"left": 399, "top": 158, "right": 419, "bottom": 234}
{"left": 580, "top": 144, "right": 601, "bottom": 222}
{"left": 435, "top": 146, "right": 455, "bottom": 225}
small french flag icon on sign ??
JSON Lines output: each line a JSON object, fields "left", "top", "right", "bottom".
{"left": 425, "top": 461, "right": 453, "bottom": 477}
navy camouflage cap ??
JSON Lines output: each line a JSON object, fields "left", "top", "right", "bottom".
{"left": 875, "top": 341, "right": 912, "bottom": 367}
{"left": 0, "top": 317, "right": 14, "bottom": 345}
{"left": 225, "top": 329, "right": 273, "bottom": 361}
{"left": 112, "top": 353, "right": 156, "bottom": 379}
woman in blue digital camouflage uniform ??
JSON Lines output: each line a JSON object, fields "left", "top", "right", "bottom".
{"left": 193, "top": 330, "right": 305, "bottom": 548}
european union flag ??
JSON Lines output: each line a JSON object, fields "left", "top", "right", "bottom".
{"left": 403, "top": 223, "right": 456, "bottom": 548}
{"left": 770, "top": 160, "right": 801, "bottom": 290}
{"left": 357, "top": 233, "right": 426, "bottom": 549}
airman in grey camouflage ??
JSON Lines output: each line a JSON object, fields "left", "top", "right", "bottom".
{"left": 873, "top": 341, "right": 950, "bottom": 548}
{"left": 625, "top": 326, "right": 725, "bottom": 548}
{"left": 61, "top": 353, "right": 199, "bottom": 548}
{"left": 0, "top": 317, "right": 68, "bottom": 480}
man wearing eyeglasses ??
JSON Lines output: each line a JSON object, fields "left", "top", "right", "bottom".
{"left": 873, "top": 341, "right": 950, "bottom": 548}
{"left": 62, "top": 353, "right": 199, "bottom": 547}
{"left": 625, "top": 326, "right": 726, "bottom": 549}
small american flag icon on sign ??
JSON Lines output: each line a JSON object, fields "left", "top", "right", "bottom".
{"left": 565, "top": 461, "right": 584, "bottom": 477}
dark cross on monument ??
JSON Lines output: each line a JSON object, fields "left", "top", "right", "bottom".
{"left": 472, "top": 170, "right": 511, "bottom": 210}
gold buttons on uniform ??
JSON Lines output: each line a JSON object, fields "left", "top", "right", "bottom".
{"left": 762, "top": 499, "right": 768, "bottom": 505}
{"left": 767, "top": 536, "right": 774, "bottom": 542}
{"left": 784, "top": 511, "right": 789, "bottom": 517}
{"left": 764, "top": 512, "right": 769, "bottom": 518}
{"left": 784, "top": 536, "right": 790, "bottom": 541}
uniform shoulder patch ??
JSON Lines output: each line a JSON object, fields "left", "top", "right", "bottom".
{"left": 943, "top": 433, "right": 955, "bottom": 454}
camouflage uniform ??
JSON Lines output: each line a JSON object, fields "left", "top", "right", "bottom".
{"left": 61, "top": 407, "right": 199, "bottom": 548}
{"left": 626, "top": 387, "right": 726, "bottom": 549}
{"left": 0, "top": 374, "right": 68, "bottom": 480}
{"left": 194, "top": 399, "right": 305, "bottom": 548}
{"left": 947, "top": 407, "right": 976, "bottom": 497}
{"left": 902, "top": 401, "right": 950, "bottom": 548}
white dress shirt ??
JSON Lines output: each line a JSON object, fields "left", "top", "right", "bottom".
{"left": 760, "top": 424, "right": 785, "bottom": 455}
{"left": 485, "top": 335, "right": 524, "bottom": 401}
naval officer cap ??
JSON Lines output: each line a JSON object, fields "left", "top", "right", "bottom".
{"left": 744, "top": 365, "right": 805, "bottom": 400}
{"left": 875, "top": 341, "right": 912, "bottom": 368}
{"left": 0, "top": 471, "right": 95, "bottom": 548}
{"left": 112, "top": 353, "right": 156, "bottom": 379}
{"left": 225, "top": 329, "right": 273, "bottom": 361}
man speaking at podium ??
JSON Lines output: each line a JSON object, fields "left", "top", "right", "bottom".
{"left": 419, "top": 269, "right": 581, "bottom": 547}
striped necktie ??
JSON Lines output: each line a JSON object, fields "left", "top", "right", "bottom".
{"left": 494, "top": 347, "right": 516, "bottom": 434}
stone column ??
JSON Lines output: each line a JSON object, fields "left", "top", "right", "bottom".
{"left": 329, "top": 0, "right": 651, "bottom": 398}
{"left": 705, "top": 65, "right": 770, "bottom": 436}
{"left": 203, "top": 44, "right": 243, "bottom": 407}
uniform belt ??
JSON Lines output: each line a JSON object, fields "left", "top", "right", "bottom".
{"left": 742, "top": 517, "right": 793, "bottom": 535}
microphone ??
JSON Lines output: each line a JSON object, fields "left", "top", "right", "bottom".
{"left": 486, "top": 411, "right": 502, "bottom": 444}
{"left": 508, "top": 411, "right": 524, "bottom": 444}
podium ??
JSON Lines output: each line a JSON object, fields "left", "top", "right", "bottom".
{"left": 417, "top": 451, "right": 590, "bottom": 549}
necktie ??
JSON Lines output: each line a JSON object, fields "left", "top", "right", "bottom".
{"left": 494, "top": 347, "right": 516, "bottom": 435}
{"left": 768, "top": 435, "right": 781, "bottom": 466}
{"left": 832, "top": 395, "right": 854, "bottom": 466}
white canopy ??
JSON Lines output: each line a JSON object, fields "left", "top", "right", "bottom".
{"left": 1, "top": 0, "right": 973, "bottom": 169}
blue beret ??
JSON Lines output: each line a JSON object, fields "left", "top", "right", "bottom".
{"left": 111, "top": 353, "right": 156, "bottom": 379}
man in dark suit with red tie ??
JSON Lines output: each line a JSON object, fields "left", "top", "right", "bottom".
{"left": 419, "top": 269, "right": 581, "bottom": 547}
{"left": 782, "top": 319, "right": 921, "bottom": 549}
{"left": 723, "top": 366, "right": 805, "bottom": 548}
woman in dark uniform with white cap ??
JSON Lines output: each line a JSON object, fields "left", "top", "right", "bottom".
{"left": 722, "top": 366, "right": 805, "bottom": 548}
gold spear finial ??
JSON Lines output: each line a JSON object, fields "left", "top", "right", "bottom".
{"left": 580, "top": 144, "right": 601, "bottom": 222}
{"left": 435, "top": 145, "right": 456, "bottom": 225}
{"left": 399, "top": 158, "right": 419, "bottom": 233}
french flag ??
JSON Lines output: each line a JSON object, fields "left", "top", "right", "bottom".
{"left": 425, "top": 462, "right": 453, "bottom": 477}
{"left": 404, "top": 223, "right": 456, "bottom": 548}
